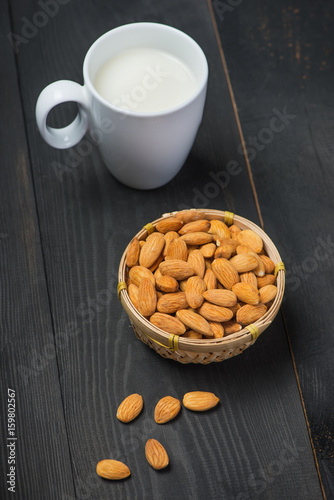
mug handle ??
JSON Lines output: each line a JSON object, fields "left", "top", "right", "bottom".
{"left": 35, "top": 80, "right": 89, "bottom": 149}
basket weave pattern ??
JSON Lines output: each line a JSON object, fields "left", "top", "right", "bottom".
{"left": 118, "top": 209, "right": 285, "bottom": 364}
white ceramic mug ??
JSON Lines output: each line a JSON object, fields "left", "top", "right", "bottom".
{"left": 35, "top": 22, "right": 208, "bottom": 189}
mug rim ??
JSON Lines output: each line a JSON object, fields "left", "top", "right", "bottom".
{"left": 83, "top": 22, "right": 208, "bottom": 118}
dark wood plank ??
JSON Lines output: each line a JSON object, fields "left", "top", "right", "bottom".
{"left": 0, "top": 3, "right": 75, "bottom": 499}
{"left": 8, "top": 0, "right": 324, "bottom": 498}
{"left": 212, "top": 0, "right": 334, "bottom": 497}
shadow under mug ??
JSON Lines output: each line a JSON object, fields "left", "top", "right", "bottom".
{"left": 35, "top": 22, "right": 208, "bottom": 190}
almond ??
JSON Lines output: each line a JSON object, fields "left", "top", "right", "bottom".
{"left": 212, "top": 258, "right": 240, "bottom": 290}
{"left": 179, "top": 232, "right": 214, "bottom": 246}
{"left": 248, "top": 251, "right": 266, "bottom": 277}
{"left": 183, "top": 391, "right": 219, "bottom": 411}
{"left": 156, "top": 275, "right": 179, "bottom": 293}
{"left": 185, "top": 276, "right": 206, "bottom": 309}
{"left": 148, "top": 253, "right": 164, "bottom": 273}
{"left": 129, "top": 266, "right": 155, "bottom": 287}
{"left": 199, "top": 242, "right": 216, "bottom": 258}
{"left": 165, "top": 238, "right": 188, "bottom": 261}
{"left": 145, "top": 439, "right": 169, "bottom": 470}
{"left": 187, "top": 249, "right": 205, "bottom": 278}
{"left": 174, "top": 210, "right": 206, "bottom": 223}
{"left": 208, "top": 321, "right": 225, "bottom": 338}
{"left": 150, "top": 312, "right": 186, "bottom": 335}
{"left": 236, "top": 244, "right": 253, "bottom": 255}
{"left": 157, "top": 292, "right": 188, "bottom": 314}
{"left": 139, "top": 232, "right": 165, "bottom": 268}
{"left": 176, "top": 309, "right": 214, "bottom": 337}
{"left": 163, "top": 231, "right": 180, "bottom": 256}
{"left": 128, "top": 283, "right": 139, "bottom": 309}
{"left": 159, "top": 260, "right": 195, "bottom": 280}
{"left": 240, "top": 271, "right": 258, "bottom": 289}
{"left": 154, "top": 396, "right": 181, "bottom": 424}
{"left": 126, "top": 237, "right": 140, "bottom": 268}
{"left": 156, "top": 218, "right": 183, "bottom": 233}
{"left": 208, "top": 219, "right": 230, "bottom": 240}
{"left": 236, "top": 303, "right": 268, "bottom": 325}
{"left": 203, "top": 289, "right": 237, "bottom": 307}
{"left": 179, "top": 219, "right": 211, "bottom": 234}
{"left": 138, "top": 278, "right": 157, "bottom": 316}
{"left": 259, "top": 255, "right": 276, "bottom": 274}
{"left": 96, "top": 459, "right": 130, "bottom": 480}
{"left": 203, "top": 268, "right": 218, "bottom": 290}
{"left": 116, "top": 393, "right": 143, "bottom": 423}
{"left": 259, "top": 284, "right": 277, "bottom": 304}
{"left": 214, "top": 244, "right": 234, "bottom": 260}
{"left": 223, "top": 320, "right": 242, "bottom": 335}
{"left": 257, "top": 274, "right": 276, "bottom": 288}
{"left": 237, "top": 229, "right": 263, "bottom": 254}
{"left": 229, "top": 224, "right": 242, "bottom": 240}
{"left": 197, "top": 302, "right": 233, "bottom": 322}
{"left": 229, "top": 254, "right": 258, "bottom": 273}
{"left": 182, "top": 330, "right": 203, "bottom": 339}
{"left": 232, "top": 282, "right": 260, "bottom": 305}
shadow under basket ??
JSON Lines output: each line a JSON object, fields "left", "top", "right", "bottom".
{"left": 118, "top": 209, "right": 285, "bottom": 364}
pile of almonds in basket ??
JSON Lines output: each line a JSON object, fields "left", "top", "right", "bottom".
{"left": 96, "top": 391, "right": 219, "bottom": 479}
{"left": 125, "top": 210, "right": 277, "bottom": 339}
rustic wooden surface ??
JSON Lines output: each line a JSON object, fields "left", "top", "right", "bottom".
{"left": 0, "top": 0, "right": 331, "bottom": 498}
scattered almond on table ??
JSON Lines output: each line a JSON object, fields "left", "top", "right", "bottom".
{"left": 125, "top": 210, "right": 278, "bottom": 339}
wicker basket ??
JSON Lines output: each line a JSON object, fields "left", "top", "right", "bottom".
{"left": 118, "top": 209, "right": 285, "bottom": 364}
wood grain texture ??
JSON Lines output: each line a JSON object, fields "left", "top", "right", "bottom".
{"left": 0, "top": 3, "right": 75, "bottom": 499}
{"left": 213, "top": 0, "right": 334, "bottom": 497}
{"left": 2, "top": 0, "right": 324, "bottom": 498}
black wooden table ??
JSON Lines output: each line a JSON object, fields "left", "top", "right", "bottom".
{"left": 1, "top": 1, "right": 333, "bottom": 499}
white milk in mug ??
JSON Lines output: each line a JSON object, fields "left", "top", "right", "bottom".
{"left": 94, "top": 47, "right": 198, "bottom": 113}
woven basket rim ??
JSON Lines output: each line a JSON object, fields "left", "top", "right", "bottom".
{"left": 118, "top": 209, "right": 285, "bottom": 354}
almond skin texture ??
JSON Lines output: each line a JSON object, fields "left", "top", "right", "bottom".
{"left": 214, "top": 244, "right": 234, "bottom": 260}
{"left": 236, "top": 303, "right": 268, "bottom": 325}
{"left": 150, "top": 312, "right": 186, "bottom": 335}
{"left": 185, "top": 276, "right": 206, "bottom": 309}
{"left": 208, "top": 321, "right": 225, "bottom": 338}
{"left": 259, "top": 255, "right": 276, "bottom": 274}
{"left": 156, "top": 218, "right": 183, "bottom": 234}
{"left": 139, "top": 232, "right": 165, "bottom": 268}
{"left": 208, "top": 219, "right": 230, "bottom": 240}
{"left": 232, "top": 282, "right": 260, "bottom": 305}
{"left": 223, "top": 320, "right": 242, "bottom": 335}
{"left": 159, "top": 259, "right": 195, "bottom": 281}
{"left": 126, "top": 237, "right": 140, "bottom": 268}
{"left": 129, "top": 266, "right": 155, "bottom": 287}
{"left": 229, "top": 254, "right": 258, "bottom": 273}
{"left": 174, "top": 210, "right": 206, "bottom": 223}
{"left": 203, "top": 269, "right": 218, "bottom": 290}
{"left": 257, "top": 274, "right": 276, "bottom": 288}
{"left": 157, "top": 292, "right": 188, "bottom": 314}
{"left": 128, "top": 283, "right": 139, "bottom": 309}
{"left": 203, "top": 289, "right": 237, "bottom": 308}
{"left": 200, "top": 243, "right": 216, "bottom": 258}
{"left": 154, "top": 396, "right": 181, "bottom": 424}
{"left": 187, "top": 249, "right": 205, "bottom": 278}
{"left": 182, "top": 329, "right": 203, "bottom": 339}
{"left": 179, "top": 219, "right": 211, "bottom": 234}
{"left": 212, "top": 258, "right": 240, "bottom": 290}
{"left": 179, "top": 232, "right": 214, "bottom": 246}
{"left": 197, "top": 302, "right": 233, "bottom": 322}
{"left": 240, "top": 271, "right": 258, "bottom": 289}
{"left": 259, "top": 284, "right": 278, "bottom": 304}
{"left": 237, "top": 229, "right": 263, "bottom": 254}
{"left": 163, "top": 231, "right": 180, "bottom": 256}
{"left": 183, "top": 391, "right": 219, "bottom": 411}
{"left": 138, "top": 278, "right": 157, "bottom": 317}
{"left": 176, "top": 309, "right": 214, "bottom": 337}
{"left": 145, "top": 439, "right": 169, "bottom": 470}
{"left": 117, "top": 394, "right": 143, "bottom": 423}
{"left": 165, "top": 238, "right": 188, "bottom": 261}
{"left": 229, "top": 224, "right": 242, "bottom": 240}
{"left": 96, "top": 459, "right": 130, "bottom": 480}
{"left": 156, "top": 275, "right": 179, "bottom": 293}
